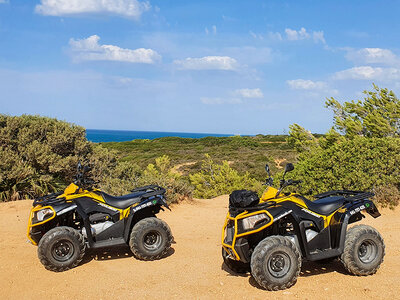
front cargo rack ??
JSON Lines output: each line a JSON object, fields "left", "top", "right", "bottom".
{"left": 33, "top": 192, "right": 65, "bottom": 206}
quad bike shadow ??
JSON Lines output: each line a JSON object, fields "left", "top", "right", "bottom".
{"left": 80, "top": 245, "right": 175, "bottom": 266}
{"left": 221, "top": 259, "right": 348, "bottom": 290}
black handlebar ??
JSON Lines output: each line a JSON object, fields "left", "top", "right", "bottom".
{"left": 287, "top": 179, "right": 302, "bottom": 185}
{"left": 280, "top": 179, "right": 302, "bottom": 186}
{"left": 74, "top": 162, "right": 96, "bottom": 189}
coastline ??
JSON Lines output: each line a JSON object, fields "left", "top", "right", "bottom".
{"left": 86, "top": 129, "right": 234, "bottom": 143}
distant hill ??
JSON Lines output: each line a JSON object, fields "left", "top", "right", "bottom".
{"left": 102, "top": 135, "right": 296, "bottom": 181}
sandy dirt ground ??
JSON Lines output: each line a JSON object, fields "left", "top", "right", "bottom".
{"left": 1, "top": 196, "right": 399, "bottom": 299}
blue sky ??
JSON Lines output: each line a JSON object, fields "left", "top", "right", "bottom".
{"left": 1, "top": 0, "right": 400, "bottom": 134}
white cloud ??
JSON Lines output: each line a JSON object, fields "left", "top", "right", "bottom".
{"left": 251, "top": 27, "right": 325, "bottom": 44}
{"left": 202, "top": 88, "right": 263, "bottom": 105}
{"left": 267, "top": 31, "right": 283, "bottom": 41}
{"left": 200, "top": 97, "right": 242, "bottom": 105}
{"left": 287, "top": 79, "right": 327, "bottom": 90}
{"left": 0, "top": 0, "right": 9, "bottom": 4}
{"left": 345, "top": 48, "right": 398, "bottom": 65}
{"left": 312, "top": 31, "right": 326, "bottom": 44}
{"left": 234, "top": 88, "right": 263, "bottom": 98}
{"left": 205, "top": 25, "right": 217, "bottom": 35}
{"left": 174, "top": 56, "right": 238, "bottom": 70}
{"left": 333, "top": 66, "right": 400, "bottom": 81}
{"left": 35, "top": 0, "right": 151, "bottom": 19}
{"left": 285, "top": 27, "right": 310, "bottom": 41}
{"left": 250, "top": 31, "right": 265, "bottom": 40}
{"left": 267, "top": 27, "right": 325, "bottom": 44}
{"left": 69, "top": 35, "right": 161, "bottom": 64}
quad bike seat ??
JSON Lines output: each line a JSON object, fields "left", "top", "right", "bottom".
{"left": 101, "top": 191, "right": 146, "bottom": 209}
{"left": 299, "top": 196, "right": 345, "bottom": 215}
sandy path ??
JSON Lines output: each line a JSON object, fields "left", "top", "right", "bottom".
{"left": 170, "top": 162, "right": 196, "bottom": 175}
{"left": 0, "top": 197, "right": 399, "bottom": 299}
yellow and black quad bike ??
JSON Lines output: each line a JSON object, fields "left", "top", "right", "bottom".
{"left": 222, "top": 163, "right": 385, "bottom": 291}
{"left": 27, "top": 163, "right": 173, "bottom": 272}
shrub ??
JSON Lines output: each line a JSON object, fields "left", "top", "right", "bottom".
{"left": 0, "top": 115, "right": 94, "bottom": 201}
{"left": 0, "top": 115, "right": 191, "bottom": 203}
{"left": 373, "top": 184, "right": 400, "bottom": 209}
{"left": 189, "top": 154, "right": 262, "bottom": 198}
{"left": 287, "top": 124, "right": 318, "bottom": 153}
{"left": 286, "top": 85, "right": 400, "bottom": 209}
{"left": 289, "top": 136, "right": 400, "bottom": 198}
{"left": 101, "top": 155, "right": 193, "bottom": 204}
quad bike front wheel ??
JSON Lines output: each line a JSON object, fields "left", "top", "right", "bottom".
{"left": 129, "top": 217, "right": 173, "bottom": 260}
{"left": 251, "top": 236, "right": 301, "bottom": 291}
{"left": 38, "top": 226, "right": 86, "bottom": 272}
{"left": 341, "top": 224, "right": 385, "bottom": 276}
{"left": 222, "top": 248, "right": 250, "bottom": 274}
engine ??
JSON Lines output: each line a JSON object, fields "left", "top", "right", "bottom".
{"left": 82, "top": 213, "right": 114, "bottom": 237}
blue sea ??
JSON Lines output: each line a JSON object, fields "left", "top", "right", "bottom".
{"left": 86, "top": 129, "right": 232, "bottom": 143}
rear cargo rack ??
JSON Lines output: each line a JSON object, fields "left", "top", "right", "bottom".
{"left": 314, "top": 190, "right": 362, "bottom": 198}
{"left": 314, "top": 190, "right": 374, "bottom": 202}
{"left": 131, "top": 185, "right": 166, "bottom": 198}
{"left": 343, "top": 191, "right": 374, "bottom": 202}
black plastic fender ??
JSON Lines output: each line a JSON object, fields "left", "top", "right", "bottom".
{"left": 123, "top": 196, "right": 170, "bottom": 242}
{"left": 347, "top": 199, "right": 381, "bottom": 218}
{"left": 53, "top": 203, "right": 77, "bottom": 216}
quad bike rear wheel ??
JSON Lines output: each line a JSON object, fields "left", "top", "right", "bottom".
{"left": 38, "top": 226, "right": 86, "bottom": 272}
{"left": 251, "top": 236, "right": 301, "bottom": 291}
{"left": 222, "top": 248, "right": 250, "bottom": 274}
{"left": 129, "top": 217, "right": 173, "bottom": 260}
{"left": 341, "top": 224, "right": 385, "bottom": 276}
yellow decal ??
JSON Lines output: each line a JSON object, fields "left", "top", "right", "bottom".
{"left": 260, "top": 186, "right": 278, "bottom": 202}
{"left": 63, "top": 183, "right": 79, "bottom": 196}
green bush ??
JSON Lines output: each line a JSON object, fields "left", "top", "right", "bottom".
{"left": 189, "top": 154, "right": 262, "bottom": 198}
{"left": 101, "top": 155, "right": 193, "bottom": 204}
{"left": 287, "top": 85, "right": 400, "bottom": 208}
{"left": 0, "top": 115, "right": 94, "bottom": 201}
{"left": 290, "top": 137, "right": 400, "bottom": 196}
{"left": 0, "top": 115, "right": 192, "bottom": 203}
{"left": 373, "top": 184, "right": 400, "bottom": 209}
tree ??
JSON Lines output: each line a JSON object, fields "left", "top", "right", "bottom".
{"left": 287, "top": 124, "right": 318, "bottom": 152}
{"left": 326, "top": 84, "right": 400, "bottom": 138}
{"left": 287, "top": 85, "right": 400, "bottom": 208}
{"left": 0, "top": 114, "right": 97, "bottom": 200}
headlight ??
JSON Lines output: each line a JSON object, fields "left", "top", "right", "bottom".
{"left": 239, "top": 213, "right": 270, "bottom": 233}
{"left": 34, "top": 208, "right": 55, "bottom": 222}
{"left": 224, "top": 220, "right": 235, "bottom": 245}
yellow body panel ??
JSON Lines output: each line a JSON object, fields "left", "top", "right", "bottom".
{"left": 222, "top": 210, "right": 274, "bottom": 260}
{"left": 63, "top": 183, "right": 79, "bottom": 196}
{"left": 260, "top": 187, "right": 336, "bottom": 227}
{"left": 260, "top": 186, "right": 279, "bottom": 202}
{"left": 27, "top": 205, "right": 56, "bottom": 245}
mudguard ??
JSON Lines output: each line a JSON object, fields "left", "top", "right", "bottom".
{"left": 53, "top": 203, "right": 77, "bottom": 216}
{"left": 347, "top": 199, "right": 381, "bottom": 218}
{"left": 123, "top": 196, "right": 170, "bottom": 242}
